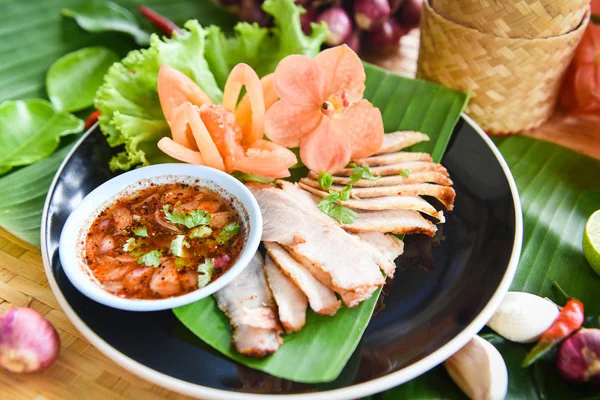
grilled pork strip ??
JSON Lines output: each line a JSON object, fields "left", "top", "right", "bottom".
{"left": 354, "top": 151, "right": 433, "bottom": 166}
{"left": 265, "top": 242, "right": 340, "bottom": 316}
{"left": 264, "top": 254, "right": 309, "bottom": 333}
{"left": 335, "top": 161, "right": 449, "bottom": 177}
{"left": 307, "top": 171, "right": 453, "bottom": 187}
{"left": 250, "top": 186, "right": 385, "bottom": 307}
{"left": 375, "top": 131, "right": 430, "bottom": 155}
{"left": 214, "top": 252, "right": 282, "bottom": 357}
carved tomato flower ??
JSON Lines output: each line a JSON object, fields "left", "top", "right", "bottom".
{"left": 264, "top": 45, "right": 384, "bottom": 173}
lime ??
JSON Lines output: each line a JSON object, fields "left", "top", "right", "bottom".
{"left": 583, "top": 210, "right": 600, "bottom": 276}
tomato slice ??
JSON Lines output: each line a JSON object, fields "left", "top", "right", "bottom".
{"left": 186, "top": 105, "right": 226, "bottom": 171}
{"left": 199, "top": 104, "right": 244, "bottom": 173}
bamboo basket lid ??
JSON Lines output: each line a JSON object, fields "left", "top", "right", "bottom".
{"left": 431, "top": 0, "right": 590, "bottom": 38}
{"left": 418, "top": 0, "right": 589, "bottom": 133}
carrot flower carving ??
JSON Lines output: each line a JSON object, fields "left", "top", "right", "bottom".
{"left": 264, "top": 45, "right": 384, "bottom": 173}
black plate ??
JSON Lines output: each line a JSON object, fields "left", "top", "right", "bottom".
{"left": 41, "top": 116, "right": 521, "bottom": 399}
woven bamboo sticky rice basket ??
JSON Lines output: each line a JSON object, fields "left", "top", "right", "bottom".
{"left": 431, "top": 0, "right": 590, "bottom": 38}
{"left": 417, "top": 0, "right": 589, "bottom": 134}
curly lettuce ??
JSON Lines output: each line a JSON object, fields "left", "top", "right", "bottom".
{"left": 94, "top": 0, "right": 328, "bottom": 171}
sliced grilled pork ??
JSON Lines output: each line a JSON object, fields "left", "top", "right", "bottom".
{"left": 346, "top": 209, "right": 437, "bottom": 236}
{"left": 357, "top": 233, "right": 404, "bottom": 262}
{"left": 275, "top": 181, "right": 398, "bottom": 275}
{"left": 264, "top": 254, "right": 308, "bottom": 333}
{"left": 300, "top": 179, "right": 455, "bottom": 210}
{"left": 250, "top": 186, "right": 385, "bottom": 307}
{"left": 265, "top": 242, "right": 340, "bottom": 316}
{"left": 354, "top": 151, "right": 432, "bottom": 166}
{"left": 307, "top": 171, "right": 453, "bottom": 187}
{"left": 335, "top": 161, "right": 449, "bottom": 177}
{"left": 375, "top": 131, "right": 430, "bottom": 155}
{"left": 214, "top": 252, "right": 282, "bottom": 357}
{"left": 298, "top": 183, "right": 447, "bottom": 220}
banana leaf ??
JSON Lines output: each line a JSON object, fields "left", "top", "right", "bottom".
{"left": 173, "top": 63, "right": 469, "bottom": 383}
{"left": 367, "top": 136, "right": 600, "bottom": 399}
{"left": 0, "top": 0, "right": 236, "bottom": 245}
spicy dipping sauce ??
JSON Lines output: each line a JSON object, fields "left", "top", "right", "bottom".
{"left": 84, "top": 182, "right": 245, "bottom": 299}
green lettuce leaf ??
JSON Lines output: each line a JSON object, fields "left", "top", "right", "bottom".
{"left": 46, "top": 46, "right": 119, "bottom": 112}
{"left": 62, "top": 0, "right": 151, "bottom": 46}
{"left": 205, "top": 0, "right": 328, "bottom": 86}
{"left": 95, "top": 0, "right": 327, "bottom": 172}
{"left": 95, "top": 19, "right": 221, "bottom": 170}
{"left": 0, "top": 99, "right": 83, "bottom": 174}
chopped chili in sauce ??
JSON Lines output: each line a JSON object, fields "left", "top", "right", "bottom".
{"left": 84, "top": 183, "right": 245, "bottom": 299}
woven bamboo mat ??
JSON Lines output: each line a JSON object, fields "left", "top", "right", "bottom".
{"left": 0, "top": 228, "right": 193, "bottom": 400}
{"left": 0, "top": 29, "right": 598, "bottom": 400}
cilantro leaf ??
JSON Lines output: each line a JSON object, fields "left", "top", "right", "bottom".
{"left": 399, "top": 168, "right": 411, "bottom": 177}
{"left": 170, "top": 235, "right": 190, "bottom": 257}
{"left": 317, "top": 192, "right": 357, "bottom": 224}
{"left": 122, "top": 238, "right": 137, "bottom": 252}
{"left": 189, "top": 226, "right": 213, "bottom": 239}
{"left": 133, "top": 226, "right": 148, "bottom": 237}
{"left": 318, "top": 171, "right": 333, "bottom": 189}
{"left": 340, "top": 185, "right": 352, "bottom": 201}
{"left": 217, "top": 222, "right": 240, "bottom": 245}
{"left": 197, "top": 258, "right": 215, "bottom": 288}
{"left": 350, "top": 165, "right": 380, "bottom": 185}
{"left": 163, "top": 204, "right": 211, "bottom": 228}
{"left": 138, "top": 250, "right": 161, "bottom": 267}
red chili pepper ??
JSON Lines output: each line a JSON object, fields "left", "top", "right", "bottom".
{"left": 84, "top": 110, "right": 101, "bottom": 130}
{"left": 522, "top": 298, "right": 585, "bottom": 367}
{"left": 138, "top": 6, "right": 181, "bottom": 38}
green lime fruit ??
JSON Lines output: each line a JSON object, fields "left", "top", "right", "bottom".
{"left": 583, "top": 210, "right": 600, "bottom": 276}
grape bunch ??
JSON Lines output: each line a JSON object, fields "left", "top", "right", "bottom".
{"left": 218, "top": 0, "right": 423, "bottom": 53}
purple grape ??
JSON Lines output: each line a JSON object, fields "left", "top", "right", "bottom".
{"left": 398, "top": 0, "right": 422, "bottom": 30}
{"left": 354, "top": 0, "right": 390, "bottom": 31}
{"left": 344, "top": 29, "right": 361, "bottom": 53}
{"left": 301, "top": 6, "right": 318, "bottom": 35}
{"left": 317, "top": 7, "right": 352, "bottom": 46}
{"left": 388, "top": 0, "right": 405, "bottom": 14}
{"left": 368, "top": 18, "right": 408, "bottom": 49}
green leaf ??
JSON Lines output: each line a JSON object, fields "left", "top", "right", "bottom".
{"left": 163, "top": 205, "right": 211, "bottom": 229}
{"left": 0, "top": 141, "right": 78, "bottom": 246}
{"left": 133, "top": 226, "right": 148, "bottom": 237}
{"left": 175, "top": 63, "right": 467, "bottom": 383}
{"left": 0, "top": 99, "right": 83, "bottom": 174}
{"left": 318, "top": 171, "right": 333, "bottom": 189}
{"left": 197, "top": 258, "right": 214, "bottom": 288}
{"left": 95, "top": 19, "right": 222, "bottom": 171}
{"left": 62, "top": 0, "right": 151, "bottom": 46}
{"left": 138, "top": 250, "right": 161, "bottom": 267}
{"left": 189, "top": 225, "right": 212, "bottom": 239}
{"left": 231, "top": 171, "right": 275, "bottom": 184}
{"left": 204, "top": 0, "right": 328, "bottom": 85}
{"left": 170, "top": 234, "right": 190, "bottom": 257}
{"left": 399, "top": 168, "right": 411, "bottom": 177}
{"left": 46, "top": 46, "right": 119, "bottom": 112}
{"left": 216, "top": 221, "right": 240, "bottom": 245}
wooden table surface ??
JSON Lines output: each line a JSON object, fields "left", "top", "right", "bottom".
{"left": 0, "top": 30, "right": 598, "bottom": 400}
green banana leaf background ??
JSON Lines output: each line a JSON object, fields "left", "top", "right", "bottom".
{"left": 1, "top": 0, "right": 599, "bottom": 398}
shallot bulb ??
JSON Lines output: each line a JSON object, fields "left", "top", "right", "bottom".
{"left": 0, "top": 308, "right": 60, "bottom": 373}
{"left": 354, "top": 0, "right": 390, "bottom": 31}
{"left": 557, "top": 328, "right": 600, "bottom": 386}
{"left": 317, "top": 8, "right": 352, "bottom": 46}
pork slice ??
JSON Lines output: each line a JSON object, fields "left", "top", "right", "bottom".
{"left": 375, "top": 131, "right": 430, "bottom": 154}
{"left": 265, "top": 242, "right": 340, "bottom": 316}
{"left": 298, "top": 183, "right": 445, "bottom": 221}
{"left": 250, "top": 186, "right": 385, "bottom": 307}
{"left": 335, "top": 161, "right": 449, "bottom": 177}
{"left": 348, "top": 209, "right": 437, "bottom": 236}
{"left": 300, "top": 178, "right": 455, "bottom": 210}
{"left": 357, "top": 233, "right": 404, "bottom": 261}
{"left": 276, "top": 181, "right": 397, "bottom": 275}
{"left": 307, "top": 171, "right": 453, "bottom": 187}
{"left": 354, "top": 151, "right": 432, "bottom": 166}
{"left": 264, "top": 254, "right": 308, "bottom": 333}
{"left": 214, "top": 252, "right": 282, "bottom": 357}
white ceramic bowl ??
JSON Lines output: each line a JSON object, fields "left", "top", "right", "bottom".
{"left": 59, "top": 164, "right": 262, "bottom": 312}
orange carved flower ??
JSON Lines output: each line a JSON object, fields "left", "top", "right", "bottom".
{"left": 264, "top": 45, "right": 384, "bottom": 173}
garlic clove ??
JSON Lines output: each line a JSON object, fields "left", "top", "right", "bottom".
{"left": 487, "top": 291, "right": 559, "bottom": 344}
{"left": 444, "top": 335, "right": 508, "bottom": 400}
